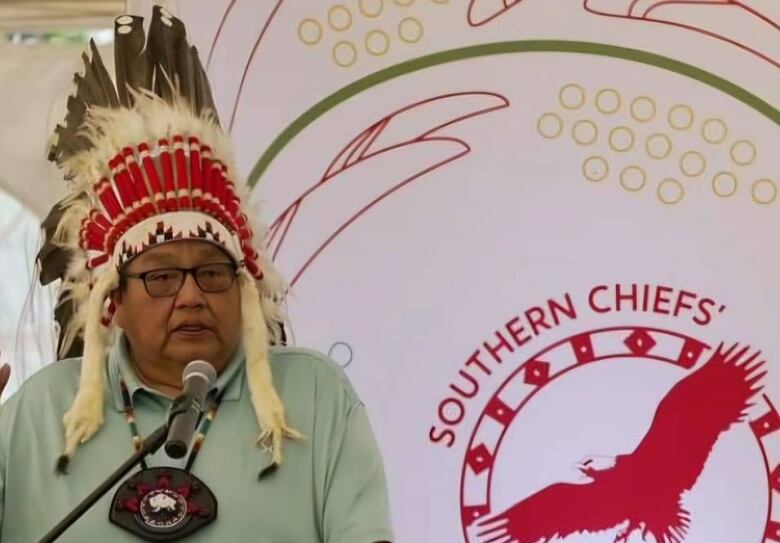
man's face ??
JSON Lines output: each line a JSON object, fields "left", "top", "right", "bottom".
{"left": 113, "top": 240, "right": 242, "bottom": 373}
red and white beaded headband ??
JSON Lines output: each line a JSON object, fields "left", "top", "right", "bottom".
{"left": 79, "top": 135, "right": 259, "bottom": 275}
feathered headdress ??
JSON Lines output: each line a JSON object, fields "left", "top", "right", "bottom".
{"left": 39, "top": 5, "right": 301, "bottom": 474}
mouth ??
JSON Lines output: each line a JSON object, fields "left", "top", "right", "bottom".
{"left": 172, "top": 324, "right": 213, "bottom": 337}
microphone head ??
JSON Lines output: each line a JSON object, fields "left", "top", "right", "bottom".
{"left": 165, "top": 441, "right": 189, "bottom": 459}
{"left": 182, "top": 360, "right": 217, "bottom": 386}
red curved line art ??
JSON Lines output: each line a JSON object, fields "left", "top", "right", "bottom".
{"left": 468, "top": 0, "right": 526, "bottom": 27}
{"left": 205, "top": 0, "right": 238, "bottom": 69}
{"left": 265, "top": 91, "right": 510, "bottom": 286}
{"left": 644, "top": 0, "right": 729, "bottom": 18}
{"left": 584, "top": 0, "right": 780, "bottom": 68}
{"left": 635, "top": 0, "right": 726, "bottom": 16}
{"left": 286, "top": 138, "right": 468, "bottom": 286}
{"left": 731, "top": 1, "right": 780, "bottom": 29}
{"left": 339, "top": 119, "right": 391, "bottom": 173}
{"left": 228, "top": 0, "right": 287, "bottom": 133}
{"left": 642, "top": 0, "right": 778, "bottom": 26}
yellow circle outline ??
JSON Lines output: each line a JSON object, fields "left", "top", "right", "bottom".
{"left": 668, "top": 104, "right": 694, "bottom": 130}
{"left": 359, "top": 0, "right": 384, "bottom": 18}
{"left": 630, "top": 96, "right": 656, "bottom": 122}
{"left": 332, "top": 41, "right": 358, "bottom": 67}
{"left": 619, "top": 165, "right": 647, "bottom": 192}
{"left": 328, "top": 4, "right": 353, "bottom": 32}
{"left": 393, "top": 0, "right": 414, "bottom": 5}
{"left": 679, "top": 150, "right": 706, "bottom": 177}
{"left": 582, "top": 156, "right": 609, "bottom": 182}
{"left": 365, "top": 29, "right": 390, "bottom": 56}
{"left": 431, "top": 0, "right": 449, "bottom": 3}
{"left": 712, "top": 171, "right": 737, "bottom": 198}
{"left": 572, "top": 119, "right": 598, "bottom": 146}
{"left": 537, "top": 113, "right": 563, "bottom": 139}
{"left": 657, "top": 178, "right": 684, "bottom": 205}
{"left": 298, "top": 18, "right": 323, "bottom": 46}
{"left": 645, "top": 133, "right": 672, "bottom": 160}
{"left": 701, "top": 118, "right": 728, "bottom": 144}
{"left": 398, "top": 17, "right": 424, "bottom": 43}
{"left": 751, "top": 178, "right": 777, "bottom": 205}
{"left": 730, "top": 140, "right": 757, "bottom": 166}
{"left": 609, "top": 126, "right": 635, "bottom": 152}
{"left": 595, "top": 88, "right": 621, "bottom": 114}
{"left": 559, "top": 84, "right": 585, "bottom": 110}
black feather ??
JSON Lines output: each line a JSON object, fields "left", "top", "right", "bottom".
{"left": 38, "top": 246, "right": 74, "bottom": 286}
{"left": 38, "top": 196, "right": 90, "bottom": 358}
{"left": 258, "top": 462, "right": 279, "bottom": 480}
{"left": 54, "top": 296, "right": 84, "bottom": 359}
{"left": 51, "top": 7, "right": 222, "bottom": 168}
{"left": 55, "top": 455, "right": 70, "bottom": 475}
{"left": 147, "top": 7, "right": 178, "bottom": 103}
{"left": 63, "top": 95, "right": 87, "bottom": 131}
{"left": 80, "top": 52, "right": 108, "bottom": 108}
{"left": 174, "top": 28, "right": 195, "bottom": 112}
{"left": 37, "top": 196, "right": 75, "bottom": 279}
{"left": 191, "top": 46, "right": 219, "bottom": 123}
{"left": 73, "top": 73, "right": 96, "bottom": 107}
{"left": 89, "top": 39, "right": 119, "bottom": 108}
{"left": 114, "top": 15, "right": 147, "bottom": 107}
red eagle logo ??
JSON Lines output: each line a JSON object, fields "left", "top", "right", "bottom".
{"left": 477, "top": 343, "right": 766, "bottom": 543}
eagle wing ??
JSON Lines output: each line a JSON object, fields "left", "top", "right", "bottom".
{"left": 621, "top": 343, "right": 765, "bottom": 494}
{"left": 476, "top": 478, "right": 628, "bottom": 543}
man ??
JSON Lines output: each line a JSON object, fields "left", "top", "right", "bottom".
{"left": 0, "top": 6, "right": 392, "bottom": 542}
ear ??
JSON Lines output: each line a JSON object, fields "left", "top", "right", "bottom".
{"left": 110, "top": 288, "right": 125, "bottom": 328}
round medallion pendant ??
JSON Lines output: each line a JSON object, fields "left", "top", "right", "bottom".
{"left": 139, "top": 488, "right": 188, "bottom": 531}
{"left": 110, "top": 467, "right": 217, "bottom": 541}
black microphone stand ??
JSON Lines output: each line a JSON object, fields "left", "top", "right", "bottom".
{"left": 38, "top": 422, "right": 169, "bottom": 543}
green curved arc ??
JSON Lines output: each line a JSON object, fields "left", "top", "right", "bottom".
{"left": 248, "top": 40, "right": 779, "bottom": 187}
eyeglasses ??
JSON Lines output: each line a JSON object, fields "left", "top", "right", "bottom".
{"left": 121, "top": 263, "right": 239, "bottom": 298}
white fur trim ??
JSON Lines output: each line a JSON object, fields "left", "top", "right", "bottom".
{"left": 61, "top": 267, "right": 118, "bottom": 459}
{"left": 239, "top": 270, "right": 302, "bottom": 465}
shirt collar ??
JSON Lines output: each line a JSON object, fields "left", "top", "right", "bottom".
{"left": 107, "top": 333, "right": 246, "bottom": 411}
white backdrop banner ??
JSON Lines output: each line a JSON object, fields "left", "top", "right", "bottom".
{"left": 129, "top": 1, "right": 779, "bottom": 541}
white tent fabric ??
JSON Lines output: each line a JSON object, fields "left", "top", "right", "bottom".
{"left": 0, "top": 1, "right": 122, "bottom": 31}
{"left": 0, "top": 192, "right": 55, "bottom": 399}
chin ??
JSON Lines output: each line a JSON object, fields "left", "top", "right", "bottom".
{"left": 168, "top": 343, "right": 221, "bottom": 365}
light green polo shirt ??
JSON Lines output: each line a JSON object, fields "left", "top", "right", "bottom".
{"left": 0, "top": 336, "right": 393, "bottom": 543}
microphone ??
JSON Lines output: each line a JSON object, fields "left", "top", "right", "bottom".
{"left": 164, "top": 360, "right": 217, "bottom": 459}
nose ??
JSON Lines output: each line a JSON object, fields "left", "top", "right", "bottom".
{"left": 174, "top": 271, "right": 206, "bottom": 308}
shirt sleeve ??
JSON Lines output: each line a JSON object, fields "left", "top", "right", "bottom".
{"left": 321, "top": 402, "right": 393, "bottom": 543}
